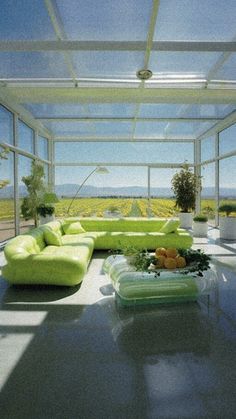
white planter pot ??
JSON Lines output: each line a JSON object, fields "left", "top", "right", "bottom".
{"left": 219, "top": 216, "right": 236, "bottom": 240}
{"left": 178, "top": 212, "right": 193, "bottom": 229}
{"left": 39, "top": 214, "right": 55, "bottom": 225}
{"left": 193, "top": 221, "right": 208, "bottom": 237}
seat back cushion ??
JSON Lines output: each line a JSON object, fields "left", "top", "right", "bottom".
{"left": 63, "top": 217, "right": 168, "bottom": 232}
{"left": 62, "top": 221, "right": 86, "bottom": 235}
{"left": 43, "top": 227, "right": 62, "bottom": 246}
{"left": 41, "top": 220, "right": 64, "bottom": 237}
{"left": 159, "top": 219, "right": 180, "bottom": 234}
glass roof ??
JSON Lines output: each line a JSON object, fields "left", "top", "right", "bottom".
{"left": 0, "top": 0, "right": 235, "bottom": 141}
{"left": 55, "top": 0, "right": 153, "bottom": 41}
{"left": 154, "top": 0, "right": 236, "bottom": 41}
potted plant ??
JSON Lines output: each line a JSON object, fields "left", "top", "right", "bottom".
{"left": 36, "top": 203, "right": 55, "bottom": 225}
{"left": 21, "top": 160, "right": 45, "bottom": 227}
{"left": 218, "top": 203, "right": 236, "bottom": 240}
{"left": 171, "top": 164, "right": 201, "bottom": 229}
{"left": 193, "top": 214, "right": 208, "bottom": 237}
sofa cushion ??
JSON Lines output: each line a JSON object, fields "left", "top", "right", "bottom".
{"left": 63, "top": 217, "right": 167, "bottom": 232}
{"left": 62, "top": 221, "right": 86, "bottom": 235}
{"left": 44, "top": 227, "right": 62, "bottom": 246}
{"left": 159, "top": 219, "right": 180, "bottom": 234}
{"left": 93, "top": 230, "right": 192, "bottom": 250}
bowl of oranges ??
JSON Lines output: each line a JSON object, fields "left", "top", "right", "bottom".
{"left": 152, "top": 247, "right": 187, "bottom": 270}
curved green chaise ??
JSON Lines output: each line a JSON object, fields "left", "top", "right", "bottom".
{"left": 2, "top": 218, "right": 193, "bottom": 286}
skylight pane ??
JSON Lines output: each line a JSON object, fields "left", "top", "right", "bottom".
{"left": 55, "top": 142, "right": 193, "bottom": 164}
{"left": 135, "top": 122, "right": 170, "bottom": 137}
{"left": 88, "top": 104, "right": 136, "bottom": 118}
{"left": 150, "top": 52, "right": 220, "bottom": 79}
{"left": 23, "top": 104, "right": 86, "bottom": 118}
{"left": 184, "top": 104, "right": 235, "bottom": 119}
{"left": 155, "top": 0, "right": 236, "bottom": 41}
{"left": 213, "top": 54, "right": 236, "bottom": 81}
{"left": 139, "top": 104, "right": 184, "bottom": 118}
{"left": 166, "top": 121, "right": 215, "bottom": 137}
{"left": 72, "top": 51, "right": 144, "bottom": 79}
{"left": 43, "top": 121, "right": 93, "bottom": 136}
{"left": 0, "top": 52, "right": 71, "bottom": 79}
{"left": 93, "top": 122, "right": 133, "bottom": 136}
{"left": 0, "top": 0, "right": 56, "bottom": 40}
{"left": 56, "top": 0, "right": 152, "bottom": 41}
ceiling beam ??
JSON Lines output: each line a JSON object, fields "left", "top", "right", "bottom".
{"left": 53, "top": 136, "right": 194, "bottom": 142}
{"left": 36, "top": 116, "right": 220, "bottom": 122}
{"left": 44, "top": 0, "right": 77, "bottom": 82}
{"left": 6, "top": 86, "right": 236, "bottom": 104}
{"left": 0, "top": 40, "right": 236, "bottom": 52}
{"left": 55, "top": 162, "right": 186, "bottom": 168}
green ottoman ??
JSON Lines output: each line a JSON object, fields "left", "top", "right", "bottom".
{"left": 103, "top": 255, "right": 216, "bottom": 306}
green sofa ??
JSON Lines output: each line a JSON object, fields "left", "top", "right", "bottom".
{"left": 2, "top": 217, "right": 193, "bottom": 286}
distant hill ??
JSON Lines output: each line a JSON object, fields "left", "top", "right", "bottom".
{"left": 1, "top": 184, "right": 236, "bottom": 199}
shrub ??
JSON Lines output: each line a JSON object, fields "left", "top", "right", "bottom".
{"left": 36, "top": 204, "right": 55, "bottom": 217}
{"left": 171, "top": 164, "right": 201, "bottom": 213}
{"left": 219, "top": 203, "right": 236, "bottom": 217}
{"left": 193, "top": 214, "right": 208, "bottom": 222}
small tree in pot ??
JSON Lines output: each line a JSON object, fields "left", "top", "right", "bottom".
{"left": 171, "top": 164, "right": 201, "bottom": 228}
{"left": 21, "top": 160, "right": 45, "bottom": 227}
{"left": 218, "top": 203, "right": 236, "bottom": 240}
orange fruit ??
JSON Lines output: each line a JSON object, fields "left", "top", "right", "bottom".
{"left": 155, "top": 255, "right": 166, "bottom": 268}
{"left": 166, "top": 248, "right": 178, "bottom": 258}
{"left": 176, "top": 256, "right": 187, "bottom": 268}
{"left": 155, "top": 247, "right": 166, "bottom": 257}
{"left": 164, "top": 257, "right": 177, "bottom": 269}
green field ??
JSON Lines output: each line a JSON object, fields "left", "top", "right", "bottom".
{"left": 55, "top": 197, "right": 178, "bottom": 218}
{"left": 1, "top": 197, "right": 235, "bottom": 221}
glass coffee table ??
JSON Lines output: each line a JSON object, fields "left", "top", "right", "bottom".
{"left": 103, "top": 255, "right": 217, "bottom": 307}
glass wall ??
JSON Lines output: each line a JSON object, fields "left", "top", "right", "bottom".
{"left": 219, "top": 156, "right": 236, "bottom": 213}
{"left": 18, "top": 120, "right": 34, "bottom": 153}
{"left": 18, "top": 155, "right": 35, "bottom": 233}
{"left": 201, "top": 163, "right": 216, "bottom": 225}
{"left": 0, "top": 103, "right": 51, "bottom": 242}
{"left": 219, "top": 124, "right": 236, "bottom": 155}
{"left": 55, "top": 165, "right": 149, "bottom": 217}
{"left": 201, "top": 136, "right": 215, "bottom": 162}
{"left": 149, "top": 168, "right": 178, "bottom": 217}
{"left": 1, "top": 99, "right": 236, "bottom": 239}
{"left": 38, "top": 135, "right": 48, "bottom": 160}
{"left": 0, "top": 151, "right": 15, "bottom": 241}
{"left": 218, "top": 124, "right": 236, "bottom": 219}
{"left": 0, "top": 104, "right": 13, "bottom": 145}
{"left": 55, "top": 141, "right": 194, "bottom": 164}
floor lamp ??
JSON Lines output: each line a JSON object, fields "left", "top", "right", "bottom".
{"left": 66, "top": 166, "right": 109, "bottom": 215}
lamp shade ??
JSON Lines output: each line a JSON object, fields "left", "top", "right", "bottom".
{"left": 96, "top": 166, "right": 109, "bottom": 174}
{"left": 43, "top": 192, "right": 59, "bottom": 204}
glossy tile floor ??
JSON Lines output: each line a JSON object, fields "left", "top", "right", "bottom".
{"left": 0, "top": 228, "right": 236, "bottom": 419}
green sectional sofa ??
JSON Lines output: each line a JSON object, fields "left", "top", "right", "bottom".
{"left": 2, "top": 217, "right": 193, "bottom": 286}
